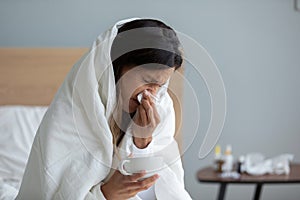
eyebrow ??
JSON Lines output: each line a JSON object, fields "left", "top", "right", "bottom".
{"left": 143, "top": 77, "right": 158, "bottom": 83}
{"left": 143, "top": 77, "right": 166, "bottom": 86}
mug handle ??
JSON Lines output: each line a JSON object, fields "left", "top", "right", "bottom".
{"left": 119, "top": 160, "right": 132, "bottom": 175}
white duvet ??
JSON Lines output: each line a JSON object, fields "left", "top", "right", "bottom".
{"left": 15, "top": 17, "right": 192, "bottom": 200}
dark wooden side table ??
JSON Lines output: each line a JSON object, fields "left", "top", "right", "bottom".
{"left": 197, "top": 163, "right": 300, "bottom": 200}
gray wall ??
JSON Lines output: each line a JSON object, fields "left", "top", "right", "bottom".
{"left": 1, "top": 0, "right": 300, "bottom": 199}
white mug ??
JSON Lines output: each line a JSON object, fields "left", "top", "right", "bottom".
{"left": 119, "top": 156, "right": 164, "bottom": 178}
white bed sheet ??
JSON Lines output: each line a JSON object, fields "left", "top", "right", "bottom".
{"left": 0, "top": 106, "right": 47, "bottom": 199}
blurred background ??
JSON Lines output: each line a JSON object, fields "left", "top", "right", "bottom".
{"left": 1, "top": 0, "right": 300, "bottom": 199}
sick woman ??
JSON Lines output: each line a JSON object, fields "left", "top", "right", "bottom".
{"left": 17, "top": 18, "right": 192, "bottom": 200}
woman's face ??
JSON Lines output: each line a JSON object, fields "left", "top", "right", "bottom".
{"left": 117, "top": 65, "right": 175, "bottom": 113}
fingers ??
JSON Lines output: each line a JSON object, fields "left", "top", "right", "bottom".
{"left": 141, "top": 99, "right": 153, "bottom": 125}
{"left": 123, "top": 171, "right": 146, "bottom": 182}
{"left": 121, "top": 174, "right": 159, "bottom": 195}
{"left": 127, "top": 153, "right": 133, "bottom": 158}
{"left": 152, "top": 104, "right": 160, "bottom": 124}
{"left": 137, "top": 106, "right": 148, "bottom": 126}
{"left": 133, "top": 91, "right": 160, "bottom": 140}
{"left": 107, "top": 170, "right": 159, "bottom": 199}
{"left": 143, "top": 90, "right": 155, "bottom": 106}
{"left": 141, "top": 98, "right": 160, "bottom": 127}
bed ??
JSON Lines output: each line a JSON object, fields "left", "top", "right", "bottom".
{"left": 0, "top": 48, "right": 184, "bottom": 199}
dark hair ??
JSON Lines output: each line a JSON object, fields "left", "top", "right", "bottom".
{"left": 110, "top": 19, "right": 183, "bottom": 83}
{"left": 110, "top": 19, "right": 183, "bottom": 147}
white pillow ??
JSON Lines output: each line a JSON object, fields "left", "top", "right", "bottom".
{"left": 0, "top": 106, "right": 47, "bottom": 181}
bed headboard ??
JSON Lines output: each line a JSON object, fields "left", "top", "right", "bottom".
{"left": 0, "top": 48, "right": 87, "bottom": 105}
{"left": 0, "top": 48, "right": 183, "bottom": 149}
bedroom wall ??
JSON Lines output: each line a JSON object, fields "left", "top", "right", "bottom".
{"left": 1, "top": 0, "right": 300, "bottom": 199}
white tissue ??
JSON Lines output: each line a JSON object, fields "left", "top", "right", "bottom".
{"left": 243, "top": 153, "right": 294, "bottom": 176}
{"left": 137, "top": 92, "right": 143, "bottom": 104}
{"left": 137, "top": 90, "right": 160, "bottom": 104}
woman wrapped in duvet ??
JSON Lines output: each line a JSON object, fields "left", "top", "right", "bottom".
{"left": 16, "top": 17, "right": 192, "bottom": 200}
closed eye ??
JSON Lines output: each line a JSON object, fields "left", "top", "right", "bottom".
{"left": 143, "top": 78, "right": 167, "bottom": 87}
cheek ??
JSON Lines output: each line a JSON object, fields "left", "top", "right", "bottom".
{"left": 119, "top": 78, "right": 143, "bottom": 99}
{"left": 122, "top": 84, "right": 135, "bottom": 99}
{"left": 118, "top": 79, "right": 140, "bottom": 108}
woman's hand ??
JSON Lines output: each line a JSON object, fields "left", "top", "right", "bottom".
{"left": 132, "top": 91, "right": 160, "bottom": 148}
{"left": 101, "top": 170, "right": 159, "bottom": 200}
